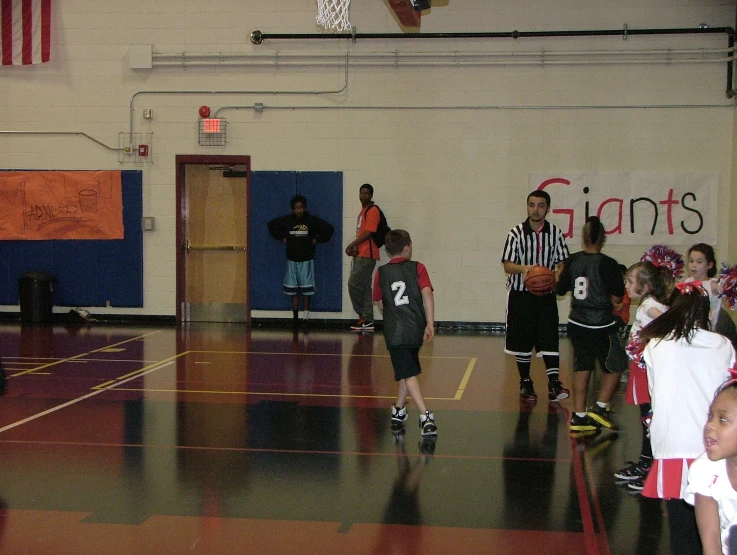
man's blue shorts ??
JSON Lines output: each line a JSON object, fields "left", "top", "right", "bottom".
{"left": 283, "top": 260, "right": 315, "bottom": 296}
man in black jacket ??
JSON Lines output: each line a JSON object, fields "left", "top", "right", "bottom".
{"left": 268, "top": 195, "right": 334, "bottom": 324}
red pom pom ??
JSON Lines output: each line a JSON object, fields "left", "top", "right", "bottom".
{"left": 718, "top": 264, "right": 737, "bottom": 310}
{"left": 626, "top": 334, "right": 647, "bottom": 370}
{"left": 641, "top": 244, "right": 684, "bottom": 278}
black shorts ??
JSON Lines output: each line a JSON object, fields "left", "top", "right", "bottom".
{"left": 568, "top": 323, "right": 627, "bottom": 374}
{"left": 505, "top": 289, "right": 560, "bottom": 357}
{"left": 389, "top": 347, "right": 422, "bottom": 381}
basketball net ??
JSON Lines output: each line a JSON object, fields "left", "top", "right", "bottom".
{"left": 316, "top": 0, "right": 352, "bottom": 32}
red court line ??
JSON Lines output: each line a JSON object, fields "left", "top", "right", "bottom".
{"left": 0, "top": 439, "right": 572, "bottom": 462}
{"left": 570, "top": 436, "right": 602, "bottom": 555}
{"left": 587, "top": 465, "right": 612, "bottom": 555}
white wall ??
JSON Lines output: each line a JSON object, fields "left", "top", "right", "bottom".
{"left": 0, "top": 0, "right": 734, "bottom": 322}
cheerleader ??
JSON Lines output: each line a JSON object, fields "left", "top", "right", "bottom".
{"left": 641, "top": 282, "right": 735, "bottom": 555}
{"left": 684, "top": 243, "right": 737, "bottom": 351}
{"left": 614, "top": 261, "right": 669, "bottom": 489}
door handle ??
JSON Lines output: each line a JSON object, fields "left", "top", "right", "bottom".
{"left": 186, "top": 240, "right": 246, "bottom": 254}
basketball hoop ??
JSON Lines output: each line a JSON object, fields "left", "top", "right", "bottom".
{"left": 316, "top": 0, "right": 352, "bottom": 32}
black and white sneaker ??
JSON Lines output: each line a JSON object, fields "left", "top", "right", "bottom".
{"left": 391, "top": 404, "right": 408, "bottom": 429}
{"left": 548, "top": 378, "right": 569, "bottom": 401}
{"left": 627, "top": 477, "right": 646, "bottom": 492}
{"left": 614, "top": 457, "right": 652, "bottom": 481}
{"left": 419, "top": 411, "right": 437, "bottom": 436}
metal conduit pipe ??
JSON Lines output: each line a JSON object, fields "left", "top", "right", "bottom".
{"left": 127, "top": 53, "right": 349, "bottom": 143}
{"left": 150, "top": 49, "right": 734, "bottom": 68}
{"left": 249, "top": 27, "right": 734, "bottom": 43}
{"left": 153, "top": 57, "right": 734, "bottom": 68}
{"left": 0, "top": 130, "right": 119, "bottom": 151}
{"left": 212, "top": 102, "right": 733, "bottom": 120}
{"left": 153, "top": 47, "right": 734, "bottom": 62}
{"left": 249, "top": 26, "right": 736, "bottom": 97}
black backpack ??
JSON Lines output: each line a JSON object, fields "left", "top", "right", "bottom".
{"left": 369, "top": 204, "right": 391, "bottom": 248}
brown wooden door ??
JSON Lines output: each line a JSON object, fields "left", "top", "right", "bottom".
{"left": 176, "top": 155, "right": 250, "bottom": 323}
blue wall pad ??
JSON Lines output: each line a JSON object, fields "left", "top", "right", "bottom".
{"left": 0, "top": 170, "right": 143, "bottom": 308}
{"left": 249, "top": 171, "right": 343, "bottom": 312}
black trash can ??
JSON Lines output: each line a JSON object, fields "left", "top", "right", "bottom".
{"left": 19, "top": 272, "right": 55, "bottom": 323}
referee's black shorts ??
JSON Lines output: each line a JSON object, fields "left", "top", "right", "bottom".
{"left": 504, "top": 289, "right": 560, "bottom": 357}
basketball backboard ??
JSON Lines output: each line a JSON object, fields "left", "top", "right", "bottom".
{"left": 385, "top": 0, "right": 428, "bottom": 29}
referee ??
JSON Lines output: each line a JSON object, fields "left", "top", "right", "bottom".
{"left": 501, "top": 189, "right": 570, "bottom": 402}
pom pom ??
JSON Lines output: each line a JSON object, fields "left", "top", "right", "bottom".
{"left": 718, "top": 264, "right": 737, "bottom": 310}
{"left": 640, "top": 244, "right": 684, "bottom": 278}
{"left": 626, "top": 334, "right": 647, "bottom": 370}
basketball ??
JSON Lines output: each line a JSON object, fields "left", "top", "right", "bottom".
{"left": 525, "top": 265, "right": 556, "bottom": 296}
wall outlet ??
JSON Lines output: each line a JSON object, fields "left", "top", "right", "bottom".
{"left": 143, "top": 217, "right": 155, "bottom": 231}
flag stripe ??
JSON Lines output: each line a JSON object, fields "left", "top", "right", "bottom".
{"left": 41, "top": 0, "right": 49, "bottom": 62}
{"left": 1, "top": 0, "right": 50, "bottom": 65}
{"left": 1, "top": 0, "right": 12, "bottom": 65}
{"left": 22, "top": 0, "right": 32, "bottom": 64}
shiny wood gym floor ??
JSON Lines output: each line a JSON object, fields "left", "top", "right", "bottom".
{"left": 0, "top": 322, "right": 670, "bottom": 554}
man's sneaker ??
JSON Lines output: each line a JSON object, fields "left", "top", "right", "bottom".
{"left": 391, "top": 404, "right": 408, "bottom": 429}
{"left": 627, "top": 477, "right": 646, "bottom": 492}
{"left": 351, "top": 319, "right": 374, "bottom": 332}
{"left": 419, "top": 411, "right": 437, "bottom": 436}
{"left": 614, "top": 458, "right": 652, "bottom": 481}
{"left": 520, "top": 378, "right": 537, "bottom": 402}
{"left": 570, "top": 413, "right": 600, "bottom": 433}
{"left": 587, "top": 403, "right": 617, "bottom": 430}
{"left": 548, "top": 379, "right": 570, "bottom": 401}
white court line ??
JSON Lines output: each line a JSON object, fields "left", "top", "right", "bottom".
{"left": 0, "top": 359, "right": 176, "bottom": 434}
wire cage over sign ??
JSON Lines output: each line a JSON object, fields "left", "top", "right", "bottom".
{"left": 198, "top": 118, "right": 228, "bottom": 147}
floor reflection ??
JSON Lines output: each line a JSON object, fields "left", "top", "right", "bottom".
{"left": 370, "top": 432, "right": 436, "bottom": 554}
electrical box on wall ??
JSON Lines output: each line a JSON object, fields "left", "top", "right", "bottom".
{"left": 118, "top": 133, "right": 153, "bottom": 164}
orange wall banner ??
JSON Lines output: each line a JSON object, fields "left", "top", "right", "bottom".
{"left": 0, "top": 171, "right": 124, "bottom": 240}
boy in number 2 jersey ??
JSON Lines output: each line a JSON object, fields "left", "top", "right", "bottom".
{"left": 373, "top": 229, "right": 437, "bottom": 437}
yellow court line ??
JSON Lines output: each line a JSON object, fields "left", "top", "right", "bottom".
{"left": 0, "top": 359, "right": 178, "bottom": 435}
{"left": 94, "top": 351, "right": 191, "bottom": 389}
{"left": 9, "top": 331, "right": 162, "bottom": 378}
{"left": 110, "top": 387, "right": 458, "bottom": 401}
{"left": 453, "top": 357, "right": 477, "bottom": 400}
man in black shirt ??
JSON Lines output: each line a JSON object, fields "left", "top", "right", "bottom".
{"left": 268, "top": 195, "right": 334, "bottom": 324}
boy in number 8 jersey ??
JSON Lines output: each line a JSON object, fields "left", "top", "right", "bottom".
{"left": 373, "top": 229, "right": 437, "bottom": 436}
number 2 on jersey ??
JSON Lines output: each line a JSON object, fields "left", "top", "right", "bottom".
{"left": 391, "top": 281, "right": 410, "bottom": 306}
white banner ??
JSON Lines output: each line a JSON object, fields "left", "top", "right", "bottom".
{"left": 529, "top": 172, "right": 717, "bottom": 246}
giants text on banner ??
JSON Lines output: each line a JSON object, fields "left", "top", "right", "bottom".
{"left": 1, "top": 0, "right": 51, "bottom": 65}
{"left": 0, "top": 171, "right": 124, "bottom": 240}
{"left": 529, "top": 172, "right": 717, "bottom": 246}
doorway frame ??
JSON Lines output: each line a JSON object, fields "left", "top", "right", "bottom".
{"left": 175, "top": 154, "right": 251, "bottom": 324}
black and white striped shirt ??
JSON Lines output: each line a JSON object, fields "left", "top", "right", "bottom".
{"left": 501, "top": 219, "right": 570, "bottom": 291}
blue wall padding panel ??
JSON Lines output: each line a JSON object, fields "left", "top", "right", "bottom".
{"left": 249, "top": 172, "right": 296, "bottom": 311}
{"left": 298, "top": 172, "right": 343, "bottom": 312}
{"left": 0, "top": 170, "right": 143, "bottom": 308}
{"left": 249, "top": 171, "right": 343, "bottom": 312}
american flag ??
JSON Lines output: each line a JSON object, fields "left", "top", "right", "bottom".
{"left": 1, "top": 0, "right": 51, "bottom": 66}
